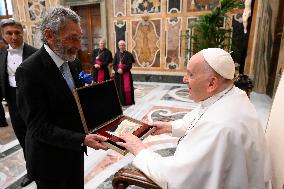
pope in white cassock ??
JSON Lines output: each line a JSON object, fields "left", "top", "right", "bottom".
{"left": 117, "top": 48, "right": 266, "bottom": 189}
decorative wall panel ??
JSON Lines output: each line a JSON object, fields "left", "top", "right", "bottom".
{"left": 165, "top": 17, "right": 181, "bottom": 69}
{"left": 131, "top": 0, "right": 161, "bottom": 14}
{"left": 132, "top": 19, "right": 160, "bottom": 67}
{"left": 113, "top": 0, "right": 126, "bottom": 16}
{"left": 185, "top": 17, "right": 198, "bottom": 62}
{"left": 12, "top": 0, "right": 239, "bottom": 75}
{"left": 31, "top": 26, "right": 43, "bottom": 48}
{"left": 187, "top": 0, "right": 219, "bottom": 11}
{"left": 253, "top": 0, "right": 272, "bottom": 93}
{"left": 27, "top": 0, "right": 46, "bottom": 21}
{"left": 114, "top": 20, "right": 127, "bottom": 52}
{"left": 167, "top": 0, "right": 181, "bottom": 13}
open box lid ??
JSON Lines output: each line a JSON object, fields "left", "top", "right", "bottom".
{"left": 73, "top": 80, "right": 123, "bottom": 134}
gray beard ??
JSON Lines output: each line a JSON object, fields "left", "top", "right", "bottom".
{"left": 53, "top": 39, "right": 76, "bottom": 62}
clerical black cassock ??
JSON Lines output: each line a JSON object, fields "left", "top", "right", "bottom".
{"left": 113, "top": 50, "right": 135, "bottom": 106}
{"left": 92, "top": 47, "right": 113, "bottom": 82}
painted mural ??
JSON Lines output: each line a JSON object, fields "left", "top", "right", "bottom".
{"left": 166, "top": 17, "right": 182, "bottom": 69}
{"left": 132, "top": 18, "right": 160, "bottom": 67}
{"left": 131, "top": 0, "right": 161, "bottom": 14}
{"left": 31, "top": 26, "right": 42, "bottom": 48}
{"left": 27, "top": 0, "right": 46, "bottom": 21}
{"left": 113, "top": 0, "right": 126, "bottom": 16}
{"left": 167, "top": 0, "right": 181, "bottom": 13}
{"left": 187, "top": 0, "right": 219, "bottom": 11}
{"left": 114, "top": 20, "right": 127, "bottom": 52}
{"left": 109, "top": 0, "right": 237, "bottom": 72}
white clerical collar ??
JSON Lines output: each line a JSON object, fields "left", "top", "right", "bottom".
{"left": 200, "top": 85, "right": 234, "bottom": 108}
{"left": 44, "top": 44, "right": 65, "bottom": 68}
{"left": 7, "top": 43, "right": 24, "bottom": 54}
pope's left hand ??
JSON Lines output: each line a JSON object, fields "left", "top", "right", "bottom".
{"left": 116, "top": 133, "right": 146, "bottom": 156}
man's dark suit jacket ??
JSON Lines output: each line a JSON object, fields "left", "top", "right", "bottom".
{"left": 15, "top": 46, "right": 86, "bottom": 181}
{"left": 0, "top": 43, "right": 37, "bottom": 98}
{"left": 0, "top": 43, "right": 37, "bottom": 154}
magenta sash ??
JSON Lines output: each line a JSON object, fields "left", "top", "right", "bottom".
{"left": 95, "top": 60, "right": 104, "bottom": 82}
{"left": 118, "top": 63, "right": 132, "bottom": 105}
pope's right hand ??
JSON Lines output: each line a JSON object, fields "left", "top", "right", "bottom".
{"left": 148, "top": 121, "right": 172, "bottom": 135}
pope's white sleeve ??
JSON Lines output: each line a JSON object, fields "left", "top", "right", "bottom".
{"left": 133, "top": 126, "right": 235, "bottom": 189}
{"left": 170, "top": 119, "right": 185, "bottom": 137}
{"left": 170, "top": 110, "right": 198, "bottom": 137}
{"left": 133, "top": 149, "right": 169, "bottom": 189}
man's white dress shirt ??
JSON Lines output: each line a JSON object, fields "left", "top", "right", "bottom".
{"left": 7, "top": 44, "right": 24, "bottom": 87}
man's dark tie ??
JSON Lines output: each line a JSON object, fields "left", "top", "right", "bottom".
{"left": 59, "top": 62, "right": 75, "bottom": 90}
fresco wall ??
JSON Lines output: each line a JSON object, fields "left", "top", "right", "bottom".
{"left": 11, "top": 0, "right": 61, "bottom": 48}
{"left": 12, "top": 0, "right": 239, "bottom": 76}
{"left": 108, "top": 0, "right": 232, "bottom": 75}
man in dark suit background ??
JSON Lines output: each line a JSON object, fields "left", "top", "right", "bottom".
{"left": 0, "top": 36, "right": 8, "bottom": 127}
{"left": 15, "top": 7, "right": 108, "bottom": 189}
{"left": 0, "top": 19, "right": 37, "bottom": 186}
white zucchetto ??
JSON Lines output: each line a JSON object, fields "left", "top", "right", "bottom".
{"left": 202, "top": 48, "right": 235, "bottom": 80}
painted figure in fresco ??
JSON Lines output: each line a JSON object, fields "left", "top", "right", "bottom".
{"left": 117, "top": 48, "right": 266, "bottom": 189}
{"left": 132, "top": 0, "right": 140, "bottom": 14}
{"left": 113, "top": 40, "right": 135, "bottom": 106}
{"left": 15, "top": 7, "right": 107, "bottom": 189}
{"left": 0, "top": 19, "right": 38, "bottom": 187}
{"left": 92, "top": 39, "right": 113, "bottom": 83}
{"left": 27, "top": 0, "right": 46, "bottom": 21}
{"left": 134, "top": 21, "right": 158, "bottom": 66}
{"left": 132, "top": 0, "right": 160, "bottom": 13}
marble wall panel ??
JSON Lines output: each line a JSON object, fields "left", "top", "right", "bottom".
{"left": 132, "top": 19, "right": 160, "bottom": 67}
{"left": 31, "top": 25, "right": 43, "bottom": 49}
{"left": 131, "top": 0, "right": 161, "bottom": 14}
{"left": 165, "top": 17, "right": 182, "bottom": 69}
{"left": 187, "top": 0, "right": 219, "bottom": 12}
{"left": 185, "top": 17, "right": 198, "bottom": 62}
{"left": 113, "top": 0, "right": 126, "bottom": 17}
{"left": 167, "top": 0, "right": 181, "bottom": 13}
{"left": 27, "top": 0, "right": 46, "bottom": 21}
{"left": 114, "top": 21, "right": 127, "bottom": 52}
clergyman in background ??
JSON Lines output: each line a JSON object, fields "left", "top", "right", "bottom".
{"left": 113, "top": 40, "right": 135, "bottom": 106}
{"left": 92, "top": 38, "right": 113, "bottom": 83}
